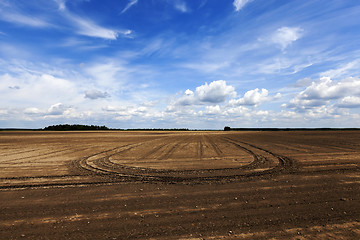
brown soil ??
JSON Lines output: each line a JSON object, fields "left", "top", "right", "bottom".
{"left": 0, "top": 131, "right": 359, "bottom": 239}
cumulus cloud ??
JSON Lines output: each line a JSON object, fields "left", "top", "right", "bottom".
{"left": 271, "top": 27, "right": 303, "bottom": 50}
{"left": 173, "top": 80, "right": 235, "bottom": 107}
{"left": 230, "top": 88, "right": 281, "bottom": 107}
{"left": 297, "top": 77, "right": 360, "bottom": 100}
{"left": 225, "top": 105, "right": 250, "bottom": 116}
{"left": 233, "top": 0, "right": 252, "bottom": 11}
{"left": 101, "top": 104, "right": 163, "bottom": 122}
{"left": 24, "top": 107, "right": 43, "bottom": 115}
{"left": 21, "top": 103, "right": 82, "bottom": 120}
{"left": 0, "top": 109, "right": 8, "bottom": 115}
{"left": 286, "top": 98, "right": 329, "bottom": 111}
{"left": 337, "top": 96, "right": 360, "bottom": 108}
{"left": 47, "top": 103, "right": 69, "bottom": 115}
{"left": 176, "top": 91, "right": 195, "bottom": 106}
{"left": 0, "top": 70, "right": 79, "bottom": 110}
{"left": 84, "top": 90, "right": 110, "bottom": 100}
{"left": 195, "top": 80, "right": 236, "bottom": 103}
{"left": 185, "top": 89, "right": 194, "bottom": 96}
{"left": 285, "top": 77, "right": 360, "bottom": 111}
{"left": 199, "top": 105, "right": 221, "bottom": 115}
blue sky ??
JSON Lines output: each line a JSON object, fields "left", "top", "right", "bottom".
{"left": 1, "top": 0, "right": 360, "bottom": 129}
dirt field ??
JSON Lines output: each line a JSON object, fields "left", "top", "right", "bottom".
{"left": 0, "top": 130, "right": 359, "bottom": 239}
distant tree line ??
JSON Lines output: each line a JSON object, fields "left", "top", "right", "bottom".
{"left": 126, "top": 128, "right": 189, "bottom": 131}
{"left": 42, "top": 125, "right": 191, "bottom": 131}
{"left": 224, "top": 126, "right": 360, "bottom": 131}
{"left": 43, "top": 124, "right": 109, "bottom": 131}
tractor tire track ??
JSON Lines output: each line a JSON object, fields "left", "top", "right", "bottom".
{"left": 7, "top": 134, "right": 358, "bottom": 190}
{"left": 70, "top": 136, "right": 289, "bottom": 184}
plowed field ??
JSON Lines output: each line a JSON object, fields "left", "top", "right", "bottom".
{"left": 0, "top": 131, "right": 359, "bottom": 239}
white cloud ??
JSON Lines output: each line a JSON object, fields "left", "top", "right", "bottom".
{"left": 102, "top": 106, "right": 119, "bottom": 112}
{"left": 176, "top": 92, "right": 195, "bottom": 106}
{"left": 0, "top": 66, "right": 80, "bottom": 110}
{"left": 174, "top": 0, "right": 189, "bottom": 13}
{"left": 298, "top": 77, "right": 360, "bottom": 100}
{"left": 320, "top": 60, "right": 360, "bottom": 79}
{"left": 199, "top": 105, "right": 222, "bottom": 115}
{"left": 0, "top": 1, "right": 132, "bottom": 40}
{"left": 68, "top": 14, "right": 120, "bottom": 40}
{"left": 84, "top": 61, "right": 130, "bottom": 88}
{"left": 120, "top": 0, "right": 138, "bottom": 14}
{"left": 225, "top": 105, "right": 250, "bottom": 117}
{"left": 54, "top": 0, "right": 66, "bottom": 11}
{"left": 286, "top": 98, "right": 329, "bottom": 111}
{"left": 102, "top": 104, "right": 163, "bottom": 122}
{"left": 172, "top": 80, "right": 235, "bottom": 107}
{"left": 55, "top": 3, "right": 132, "bottom": 40}
{"left": 59, "top": 37, "right": 111, "bottom": 50}
{"left": 185, "top": 89, "right": 193, "bottom": 95}
{"left": 229, "top": 88, "right": 280, "bottom": 107}
{"left": 183, "top": 61, "right": 230, "bottom": 74}
{"left": 257, "top": 58, "right": 292, "bottom": 74}
{"left": 337, "top": 96, "right": 360, "bottom": 108}
{"left": 48, "top": 103, "right": 69, "bottom": 115}
{"left": 24, "top": 107, "right": 43, "bottom": 115}
{"left": 84, "top": 90, "right": 110, "bottom": 99}
{"left": 0, "top": 109, "right": 8, "bottom": 115}
{"left": 285, "top": 77, "right": 360, "bottom": 111}
{"left": 291, "top": 78, "right": 312, "bottom": 88}
{"left": 21, "top": 103, "right": 84, "bottom": 120}
{"left": 271, "top": 27, "right": 303, "bottom": 50}
{"left": 233, "top": 0, "right": 252, "bottom": 11}
{"left": 0, "top": 6, "right": 50, "bottom": 28}
{"left": 196, "top": 80, "right": 236, "bottom": 104}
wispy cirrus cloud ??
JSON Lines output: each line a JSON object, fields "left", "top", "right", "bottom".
{"left": 0, "top": 3, "right": 50, "bottom": 28}
{"left": 68, "top": 14, "right": 120, "bottom": 40}
{"left": 233, "top": 0, "right": 252, "bottom": 11}
{"left": 320, "top": 60, "right": 360, "bottom": 79}
{"left": 0, "top": 0, "right": 131, "bottom": 40}
{"left": 55, "top": 0, "right": 132, "bottom": 40}
{"left": 174, "top": 0, "right": 189, "bottom": 13}
{"left": 54, "top": 0, "right": 66, "bottom": 11}
{"left": 120, "top": 0, "right": 138, "bottom": 14}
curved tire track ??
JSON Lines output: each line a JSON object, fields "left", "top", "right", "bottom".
{"left": 72, "top": 136, "right": 295, "bottom": 184}
{"left": 4, "top": 134, "right": 358, "bottom": 190}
